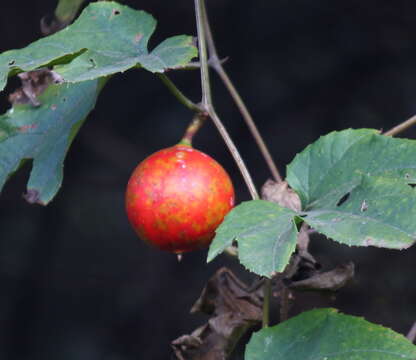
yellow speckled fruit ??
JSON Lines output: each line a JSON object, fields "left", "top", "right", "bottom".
{"left": 125, "top": 144, "right": 235, "bottom": 253}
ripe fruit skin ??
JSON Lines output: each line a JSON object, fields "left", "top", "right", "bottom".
{"left": 125, "top": 144, "right": 235, "bottom": 253}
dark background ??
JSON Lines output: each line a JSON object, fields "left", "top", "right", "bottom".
{"left": 1, "top": 1, "right": 416, "bottom": 359}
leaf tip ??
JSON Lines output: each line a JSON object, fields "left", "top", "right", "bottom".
{"left": 206, "top": 249, "right": 218, "bottom": 263}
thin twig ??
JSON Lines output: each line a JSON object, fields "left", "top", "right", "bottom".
{"left": 194, "top": 0, "right": 259, "bottom": 200}
{"left": 169, "top": 61, "right": 201, "bottom": 71}
{"left": 384, "top": 115, "right": 416, "bottom": 136}
{"left": 209, "top": 108, "right": 259, "bottom": 199}
{"left": 201, "top": 1, "right": 282, "bottom": 183}
{"left": 157, "top": 73, "right": 202, "bottom": 113}
{"left": 407, "top": 321, "right": 416, "bottom": 343}
{"left": 212, "top": 67, "right": 283, "bottom": 182}
{"left": 262, "top": 278, "right": 272, "bottom": 328}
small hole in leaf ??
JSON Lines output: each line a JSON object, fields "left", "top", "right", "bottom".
{"left": 409, "top": 183, "right": 416, "bottom": 188}
{"left": 360, "top": 200, "right": 368, "bottom": 212}
{"left": 113, "top": 9, "right": 120, "bottom": 15}
{"left": 8, "top": 60, "right": 15, "bottom": 66}
{"left": 405, "top": 173, "right": 411, "bottom": 179}
{"left": 62, "top": 97, "right": 66, "bottom": 102}
{"left": 336, "top": 192, "right": 350, "bottom": 207}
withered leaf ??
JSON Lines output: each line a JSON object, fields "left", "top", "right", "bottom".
{"left": 288, "top": 262, "right": 355, "bottom": 291}
{"left": 172, "top": 268, "right": 262, "bottom": 360}
{"left": 8, "top": 69, "right": 63, "bottom": 107}
{"left": 261, "top": 179, "right": 301, "bottom": 212}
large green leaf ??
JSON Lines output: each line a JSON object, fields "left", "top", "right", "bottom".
{"left": 287, "top": 129, "right": 416, "bottom": 209}
{"left": 286, "top": 129, "right": 416, "bottom": 249}
{"left": 0, "top": 2, "right": 197, "bottom": 90}
{"left": 0, "top": 80, "right": 102, "bottom": 205}
{"left": 304, "top": 176, "right": 416, "bottom": 248}
{"left": 245, "top": 308, "right": 416, "bottom": 360}
{"left": 208, "top": 200, "right": 299, "bottom": 277}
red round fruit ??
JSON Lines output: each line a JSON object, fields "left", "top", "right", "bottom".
{"left": 125, "top": 144, "right": 235, "bottom": 253}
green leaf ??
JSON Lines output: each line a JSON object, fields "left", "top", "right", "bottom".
{"left": 0, "top": 80, "right": 102, "bottom": 205}
{"left": 208, "top": 200, "right": 299, "bottom": 277}
{"left": 286, "top": 129, "right": 416, "bottom": 249}
{"left": 0, "top": 2, "right": 197, "bottom": 90}
{"left": 0, "top": 119, "right": 18, "bottom": 142}
{"left": 245, "top": 308, "right": 416, "bottom": 360}
{"left": 55, "top": 0, "right": 86, "bottom": 23}
{"left": 304, "top": 176, "right": 416, "bottom": 248}
{"left": 287, "top": 129, "right": 416, "bottom": 209}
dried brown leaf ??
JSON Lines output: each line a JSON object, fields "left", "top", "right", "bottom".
{"left": 171, "top": 268, "right": 262, "bottom": 360}
{"left": 261, "top": 179, "right": 301, "bottom": 212}
{"left": 8, "top": 69, "right": 63, "bottom": 107}
{"left": 289, "top": 262, "right": 355, "bottom": 291}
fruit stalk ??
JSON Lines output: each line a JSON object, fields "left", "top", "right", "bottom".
{"left": 180, "top": 113, "right": 208, "bottom": 146}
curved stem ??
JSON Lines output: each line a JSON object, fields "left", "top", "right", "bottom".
{"left": 201, "top": 1, "right": 282, "bottom": 183}
{"left": 384, "top": 115, "right": 416, "bottom": 137}
{"left": 262, "top": 278, "right": 272, "bottom": 328}
{"left": 180, "top": 113, "right": 208, "bottom": 146}
{"left": 157, "top": 73, "right": 202, "bottom": 113}
{"left": 194, "top": 0, "right": 259, "bottom": 200}
{"left": 208, "top": 107, "right": 259, "bottom": 199}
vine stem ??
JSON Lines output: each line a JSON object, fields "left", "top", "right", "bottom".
{"left": 262, "top": 278, "right": 272, "bottom": 328}
{"left": 194, "top": 0, "right": 259, "bottom": 200}
{"left": 200, "top": 1, "right": 282, "bottom": 183}
{"left": 194, "top": 0, "right": 212, "bottom": 109}
{"left": 407, "top": 321, "right": 416, "bottom": 343}
{"left": 384, "top": 115, "right": 416, "bottom": 136}
{"left": 180, "top": 113, "right": 208, "bottom": 146}
{"left": 157, "top": 73, "right": 202, "bottom": 113}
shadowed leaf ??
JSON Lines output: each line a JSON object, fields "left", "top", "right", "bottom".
{"left": 246, "top": 308, "right": 416, "bottom": 360}
{"left": 0, "top": 78, "right": 102, "bottom": 204}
